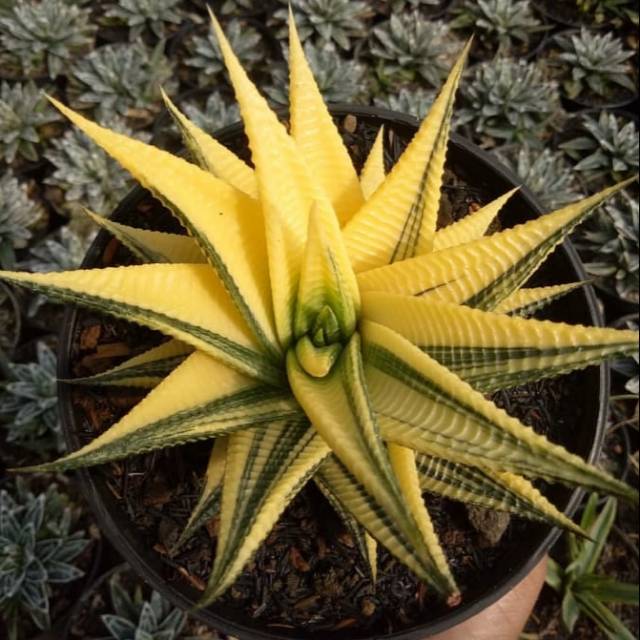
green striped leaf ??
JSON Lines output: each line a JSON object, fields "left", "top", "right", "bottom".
{"left": 572, "top": 496, "right": 617, "bottom": 577}
{"left": 161, "top": 89, "right": 258, "bottom": 198}
{"left": 357, "top": 179, "right": 636, "bottom": 310}
{"left": 22, "top": 352, "right": 301, "bottom": 472}
{"left": 287, "top": 333, "right": 460, "bottom": 598}
{"left": 432, "top": 188, "right": 517, "bottom": 252}
{"left": 317, "top": 455, "right": 459, "bottom": 602}
{"left": 173, "top": 437, "right": 228, "bottom": 553}
{"left": 314, "top": 470, "right": 378, "bottom": 581}
{"left": 362, "top": 320, "right": 638, "bottom": 502}
{"left": 49, "top": 98, "right": 279, "bottom": 360}
{"left": 416, "top": 454, "right": 583, "bottom": 534}
{"left": 344, "top": 41, "right": 471, "bottom": 272}
{"left": 361, "top": 292, "right": 639, "bottom": 392}
{"left": 573, "top": 592, "right": 636, "bottom": 640}
{"left": 388, "top": 443, "right": 458, "bottom": 600}
{"left": 495, "top": 282, "right": 589, "bottom": 317}
{"left": 66, "top": 340, "right": 192, "bottom": 388}
{"left": 0, "top": 265, "right": 284, "bottom": 386}
{"left": 294, "top": 203, "right": 359, "bottom": 346}
{"left": 201, "top": 420, "right": 329, "bottom": 605}
{"left": 84, "top": 209, "right": 205, "bottom": 265}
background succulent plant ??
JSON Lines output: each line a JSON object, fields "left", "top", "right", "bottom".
{"left": 370, "top": 15, "right": 462, "bottom": 88}
{"left": 374, "top": 86, "right": 435, "bottom": 120}
{"left": 69, "top": 41, "right": 176, "bottom": 123}
{"left": 389, "top": 0, "right": 444, "bottom": 10}
{"left": 0, "top": 173, "right": 45, "bottom": 268}
{"left": 560, "top": 112, "right": 639, "bottom": 185}
{"left": 44, "top": 117, "right": 147, "bottom": 215}
{"left": 449, "top": 0, "right": 545, "bottom": 55}
{"left": 573, "top": 190, "right": 639, "bottom": 304}
{"left": 101, "top": 569, "right": 186, "bottom": 640}
{"left": 266, "top": 41, "right": 368, "bottom": 105}
{"left": 0, "top": 478, "right": 89, "bottom": 640}
{"left": 274, "top": 0, "right": 372, "bottom": 50}
{"left": 182, "top": 93, "right": 241, "bottom": 133}
{"left": 105, "top": 0, "right": 183, "bottom": 41}
{"left": 0, "top": 0, "right": 94, "bottom": 79}
{"left": 220, "top": 0, "right": 260, "bottom": 15}
{"left": 546, "top": 493, "right": 639, "bottom": 639}
{"left": 185, "top": 20, "right": 263, "bottom": 88}
{"left": 0, "top": 81, "right": 61, "bottom": 164}
{"left": 457, "top": 58, "right": 561, "bottom": 147}
{"left": 0, "top": 340, "right": 63, "bottom": 452}
{"left": 19, "top": 225, "right": 95, "bottom": 318}
{"left": 496, "top": 145, "right": 583, "bottom": 209}
{"left": 551, "top": 28, "right": 636, "bottom": 101}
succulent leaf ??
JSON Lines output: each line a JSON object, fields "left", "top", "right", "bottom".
{"left": 361, "top": 292, "right": 638, "bottom": 391}
{"left": 289, "top": 13, "right": 364, "bottom": 224}
{"left": 66, "top": 339, "right": 192, "bottom": 389}
{"left": 363, "top": 321, "right": 637, "bottom": 501}
{"left": 344, "top": 41, "right": 470, "bottom": 272}
{"left": 0, "top": 0, "right": 94, "bottom": 79}
{"left": 162, "top": 91, "right": 257, "bottom": 198}
{"left": 288, "top": 333, "right": 459, "bottom": 598}
{"left": 359, "top": 126, "right": 386, "bottom": 200}
{"left": 0, "top": 265, "right": 281, "bottom": 385}
{"left": 314, "top": 471, "right": 378, "bottom": 581}
{"left": 0, "top": 481, "right": 88, "bottom": 636}
{"left": 202, "top": 421, "right": 328, "bottom": 605}
{"left": 27, "top": 352, "right": 299, "bottom": 472}
{"left": 172, "top": 437, "right": 227, "bottom": 553}
{"left": 316, "top": 453, "right": 456, "bottom": 599}
{"left": 0, "top": 81, "right": 61, "bottom": 164}
{"left": 416, "top": 454, "right": 584, "bottom": 534}
{"left": 495, "top": 282, "right": 588, "bottom": 317}
{"left": 49, "top": 98, "right": 278, "bottom": 359}
{"left": 432, "top": 188, "right": 517, "bottom": 251}
{"left": 0, "top": 173, "right": 45, "bottom": 268}
{"left": 83, "top": 210, "right": 205, "bottom": 265}
{"left": 357, "top": 179, "right": 636, "bottom": 309}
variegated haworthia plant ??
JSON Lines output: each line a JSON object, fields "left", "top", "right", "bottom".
{"left": 1, "top": 11, "right": 638, "bottom": 610}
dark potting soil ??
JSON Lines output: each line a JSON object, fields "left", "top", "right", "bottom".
{"left": 64, "top": 113, "right": 586, "bottom": 636}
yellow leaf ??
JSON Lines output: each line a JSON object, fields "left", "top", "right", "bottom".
{"left": 360, "top": 126, "right": 386, "bottom": 201}
{"left": 161, "top": 89, "right": 258, "bottom": 198}
{"left": 343, "top": 41, "right": 471, "bottom": 272}
{"left": 432, "top": 188, "right": 517, "bottom": 251}
{"left": 289, "top": 11, "right": 363, "bottom": 223}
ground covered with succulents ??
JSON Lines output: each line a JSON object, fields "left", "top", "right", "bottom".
{"left": 0, "top": 1, "right": 638, "bottom": 639}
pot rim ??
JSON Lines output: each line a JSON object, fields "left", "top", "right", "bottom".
{"left": 57, "top": 104, "right": 609, "bottom": 640}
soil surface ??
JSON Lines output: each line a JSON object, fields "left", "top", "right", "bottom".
{"left": 62, "top": 112, "right": 591, "bottom": 636}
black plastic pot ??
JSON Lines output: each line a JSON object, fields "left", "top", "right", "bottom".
{"left": 57, "top": 105, "right": 609, "bottom": 640}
